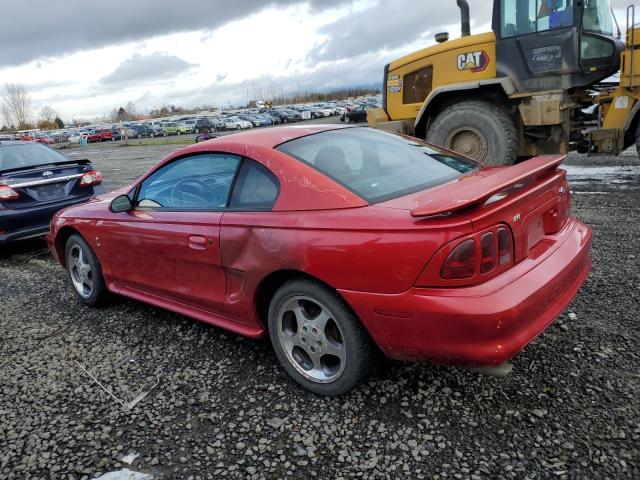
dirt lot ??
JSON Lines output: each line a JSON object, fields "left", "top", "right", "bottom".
{"left": 1, "top": 123, "right": 639, "bottom": 479}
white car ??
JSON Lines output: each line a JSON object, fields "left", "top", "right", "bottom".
{"left": 223, "top": 117, "right": 252, "bottom": 130}
{"left": 67, "top": 133, "right": 82, "bottom": 144}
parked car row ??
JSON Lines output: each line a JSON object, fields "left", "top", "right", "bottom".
{"left": 0, "top": 96, "right": 383, "bottom": 146}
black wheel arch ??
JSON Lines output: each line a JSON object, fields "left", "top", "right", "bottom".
{"left": 54, "top": 226, "right": 82, "bottom": 266}
{"left": 254, "top": 270, "right": 360, "bottom": 334}
{"left": 415, "top": 81, "right": 517, "bottom": 139}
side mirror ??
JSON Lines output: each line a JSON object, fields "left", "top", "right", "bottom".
{"left": 110, "top": 194, "right": 133, "bottom": 213}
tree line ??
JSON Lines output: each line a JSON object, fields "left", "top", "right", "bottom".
{"left": 1, "top": 84, "right": 64, "bottom": 132}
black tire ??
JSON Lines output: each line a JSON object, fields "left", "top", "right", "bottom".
{"left": 64, "top": 234, "right": 109, "bottom": 307}
{"left": 268, "top": 279, "right": 375, "bottom": 396}
{"left": 426, "top": 99, "right": 518, "bottom": 165}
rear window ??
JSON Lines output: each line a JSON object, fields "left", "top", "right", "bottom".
{"left": 0, "top": 143, "right": 70, "bottom": 171}
{"left": 276, "top": 127, "right": 478, "bottom": 203}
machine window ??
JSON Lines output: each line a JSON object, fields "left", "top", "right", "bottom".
{"left": 501, "top": 0, "right": 574, "bottom": 38}
{"left": 583, "top": 0, "right": 613, "bottom": 35}
{"left": 403, "top": 66, "right": 433, "bottom": 105}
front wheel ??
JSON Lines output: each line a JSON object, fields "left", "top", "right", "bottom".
{"left": 268, "top": 279, "right": 376, "bottom": 396}
{"left": 426, "top": 100, "right": 518, "bottom": 165}
{"left": 65, "top": 234, "right": 109, "bottom": 306}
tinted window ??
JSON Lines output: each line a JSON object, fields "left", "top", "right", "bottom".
{"left": 276, "top": 128, "right": 477, "bottom": 203}
{"left": 0, "top": 143, "right": 70, "bottom": 171}
{"left": 136, "top": 153, "right": 241, "bottom": 210}
{"left": 230, "top": 160, "right": 279, "bottom": 210}
{"left": 501, "top": 0, "right": 574, "bottom": 38}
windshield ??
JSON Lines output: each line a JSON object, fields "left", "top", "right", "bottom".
{"left": 0, "top": 143, "right": 71, "bottom": 171}
{"left": 583, "top": 0, "right": 613, "bottom": 34}
{"left": 276, "top": 128, "right": 478, "bottom": 203}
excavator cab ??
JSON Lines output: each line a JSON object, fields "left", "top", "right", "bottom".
{"left": 493, "top": 0, "right": 624, "bottom": 93}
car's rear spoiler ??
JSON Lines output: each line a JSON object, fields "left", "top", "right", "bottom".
{"left": 410, "top": 155, "right": 565, "bottom": 217}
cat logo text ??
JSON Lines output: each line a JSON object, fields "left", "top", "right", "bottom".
{"left": 457, "top": 51, "right": 490, "bottom": 73}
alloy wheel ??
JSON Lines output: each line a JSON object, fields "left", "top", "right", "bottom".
{"left": 68, "top": 244, "right": 93, "bottom": 298}
{"left": 276, "top": 296, "right": 346, "bottom": 383}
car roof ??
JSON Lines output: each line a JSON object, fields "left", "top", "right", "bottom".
{"left": 148, "top": 124, "right": 366, "bottom": 212}
{"left": 202, "top": 124, "right": 350, "bottom": 149}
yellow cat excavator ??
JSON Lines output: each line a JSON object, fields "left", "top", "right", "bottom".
{"left": 368, "top": 0, "right": 640, "bottom": 165}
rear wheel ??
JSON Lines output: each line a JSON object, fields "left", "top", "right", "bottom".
{"left": 65, "top": 234, "right": 108, "bottom": 306}
{"left": 268, "top": 279, "right": 376, "bottom": 395}
{"left": 426, "top": 100, "right": 518, "bottom": 165}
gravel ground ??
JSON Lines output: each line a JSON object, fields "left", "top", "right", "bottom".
{"left": 1, "top": 125, "right": 638, "bottom": 479}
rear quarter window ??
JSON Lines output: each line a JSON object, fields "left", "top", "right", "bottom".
{"left": 230, "top": 160, "right": 279, "bottom": 210}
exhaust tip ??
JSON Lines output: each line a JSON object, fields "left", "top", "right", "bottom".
{"left": 467, "top": 363, "right": 514, "bottom": 378}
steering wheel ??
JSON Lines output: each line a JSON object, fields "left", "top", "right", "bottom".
{"left": 170, "top": 178, "right": 212, "bottom": 207}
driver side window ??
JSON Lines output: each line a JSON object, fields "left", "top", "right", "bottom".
{"left": 136, "top": 153, "right": 241, "bottom": 210}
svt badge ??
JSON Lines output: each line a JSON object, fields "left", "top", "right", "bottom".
{"left": 457, "top": 51, "right": 490, "bottom": 73}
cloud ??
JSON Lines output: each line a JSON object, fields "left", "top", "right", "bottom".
{"left": 309, "top": 0, "right": 492, "bottom": 63}
{"left": 100, "top": 53, "right": 197, "bottom": 85}
{"left": 158, "top": 49, "right": 390, "bottom": 110}
{"left": 0, "top": 0, "right": 348, "bottom": 67}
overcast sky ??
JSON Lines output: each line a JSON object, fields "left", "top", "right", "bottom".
{"left": 0, "top": 0, "right": 629, "bottom": 121}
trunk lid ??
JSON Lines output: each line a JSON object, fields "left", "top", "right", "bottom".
{"left": 380, "top": 156, "right": 570, "bottom": 262}
{"left": 0, "top": 159, "right": 95, "bottom": 210}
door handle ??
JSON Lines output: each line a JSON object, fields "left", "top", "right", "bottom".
{"left": 188, "top": 235, "right": 211, "bottom": 249}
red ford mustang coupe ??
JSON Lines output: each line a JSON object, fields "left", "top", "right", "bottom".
{"left": 47, "top": 126, "right": 591, "bottom": 395}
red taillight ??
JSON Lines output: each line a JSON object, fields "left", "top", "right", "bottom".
{"left": 441, "top": 239, "right": 476, "bottom": 279}
{"left": 480, "top": 232, "right": 496, "bottom": 273}
{"left": 80, "top": 170, "right": 103, "bottom": 187}
{"left": 0, "top": 185, "right": 19, "bottom": 200}
{"left": 497, "top": 227, "right": 512, "bottom": 265}
{"left": 418, "top": 225, "right": 515, "bottom": 287}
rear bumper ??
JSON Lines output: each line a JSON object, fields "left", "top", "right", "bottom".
{"left": 339, "top": 218, "right": 592, "bottom": 366}
{"left": 0, "top": 196, "right": 92, "bottom": 246}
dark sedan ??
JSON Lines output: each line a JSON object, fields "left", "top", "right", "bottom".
{"left": 345, "top": 105, "right": 373, "bottom": 123}
{"left": 0, "top": 141, "right": 103, "bottom": 248}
